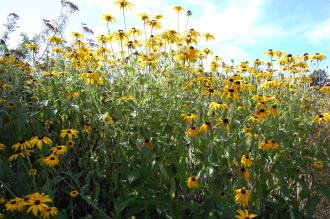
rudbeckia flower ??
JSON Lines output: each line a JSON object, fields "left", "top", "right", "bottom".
{"left": 199, "top": 121, "right": 212, "bottom": 133}
{"left": 30, "top": 136, "right": 53, "bottom": 150}
{"left": 241, "top": 155, "right": 252, "bottom": 167}
{"left": 41, "top": 154, "right": 59, "bottom": 167}
{"left": 181, "top": 113, "right": 197, "bottom": 123}
{"left": 25, "top": 193, "right": 52, "bottom": 216}
{"left": 60, "top": 129, "right": 79, "bottom": 140}
{"left": 41, "top": 206, "right": 58, "bottom": 219}
{"left": 186, "top": 126, "right": 199, "bottom": 137}
{"left": 235, "top": 209, "right": 257, "bottom": 219}
{"left": 186, "top": 176, "right": 198, "bottom": 189}
{"left": 69, "top": 190, "right": 79, "bottom": 198}
{"left": 5, "top": 197, "right": 25, "bottom": 212}
{"left": 234, "top": 188, "right": 250, "bottom": 207}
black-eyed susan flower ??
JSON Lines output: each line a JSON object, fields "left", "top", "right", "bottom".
{"left": 269, "top": 105, "right": 278, "bottom": 117}
{"left": 313, "top": 113, "right": 330, "bottom": 122}
{"left": 244, "top": 132, "right": 259, "bottom": 138}
{"left": 41, "top": 154, "right": 59, "bottom": 167}
{"left": 69, "top": 190, "right": 79, "bottom": 198}
{"left": 12, "top": 140, "right": 31, "bottom": 151}
{"left": 312, "top": 160, "right": 324, "bottom": 169}
{"left": 223, "top": 88, "right": 239, "bottom": 100}
{"left": 6, "top": 102, "right": 15, "bottom": 110}
{"left": 5, "top": 197, "right": 25, "bottom": 212}
{"left": 234, "top": 188, "right": 250, "bottom": 207}
{"left": 0, "top": 197, "right": 5, "bottom": 204}
{"left": 243, "top": 125, "right": 252, "bottom": 132}
{"left": 50, "top": 145, "right": 69, "bottom": 156}
{"left": 186, "top": 176, "right": 198, "bottom": 189}
{"left": 217, "top": 118, "right": 230, "bottom": 128}
{"left": 239, "top": 167, "right": 250, "bottom": 182}
{"left": 209, "top": 101, "right": 227, "bottom": 111}
{"left": 199, "top": 121, "right": 212, "bottom": 133}
{"left": 66, "top": 140, "right": 75, "bottom": 148}
{"left": 241, "top": 155, "right": 252, "bottom": 167}
{"left": 121, "top": 95, "right": 134, "bottom": 101}
{"left": 25, "top": 193, "right": 52, "bottom": 216}
{"left": 84, "top": 124, "right": 93, "bottom": 132}
{"left": 186, "top": 126, "right": 199, "bottom": 137}
{"left": 181, "top": 113, "right": 197, "bottom": 123}
{"left": 258, "top": 140, "right": 279, "bottom": 151}
{"left": 320, "top": 85, "right": 330, "bottom": 93}
{"left": 30, "top": 136, "right": 52, "bottom": 150}
{"left": 0, "top": 143, "right": 5, "bottom": 151}
{"left": 8, "top": 149, "right": 32, "bottom": 161}
{"left": 40, "top": 206, "right": 58, "bottom": 219}
{"left": 60, "top": 129, "right": 78, "bottom": 140}
{"left": 235, "top": 209, "right": 257, "bottom": 219}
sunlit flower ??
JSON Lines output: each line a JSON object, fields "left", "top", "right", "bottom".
{"left": 241, "top": 155, "right": 252, "bottom": 167}
{"left": 181, "top": 113, "right": 197, "bottom": 123}
{"left": 186, "top": 126, "right": 199, "bottom": 137}
{"left": 41, "top": 154, "right": 60, "bottom": 167}
{"left": 199, "top": 121, "right": 212, "bottom": 133}
{"left": 30, "top": 136, "right": 53, "bottom": 150}
{"left": 60, "top": 129, "right": 79, "bottom": 140}
{"left": 5, "top": 197, "right": 25, "bottom": 212}
{"left": 69, "top": 190, "right": 79, "bottom": 198}
{"left": 235, "top": 209, "right": 257, "bottom": 219}
{"left": 234, "top": 188, "right": 250, "bottom": 207}
{"left": 312, "top": 160, "right": 324, "bottom": 169}
{"left": 186, "top": 176, "right": 198, "bottom": 189}
{"left": 25, "top": 193, "right": 52, "bottom": 216}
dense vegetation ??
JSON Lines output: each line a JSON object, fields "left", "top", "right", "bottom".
{"left": 0, "top": 1, "right": 329, "bottom": 218}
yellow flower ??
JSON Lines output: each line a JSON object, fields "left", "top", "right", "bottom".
{"left": 66, "top": 140, "right": 75, "bottom": 148}
{"left": 235, "top": 209, "right": 257, "bottom": 219}
{"left": 234, "top": 188, "right": 250, "bottom": 207}
{"left": 60, "top": 129, "right": 79, "bottom": 140}
{"left": 199, "top": 121, "right": 212, "bottom": 133}
{"left": 244, "top": 132, "right": 259, "bottom": 138}
{"left": 84, "top": 124, "right": 93, "bottom": 132}
{"left": 41, "top": 154, "right": 60, "bottom": 167}
{"left": 186, "top": 126, "right": 199, "bottom": 137}
{"left": 50, "top": 145, "right": 69, "bottom": 156}
{"left": 30, "top": 136, "right": 53, "bottom": 150}
{"left": 259, "top": 140, "right": 279, "bottom": 151}
{"left": 8, "top": 149, "right": 32, "bottom": 161}
{"left": 186, "top": 176, "right": 198, "bottom": 189}
{"left": 241, "top": 155, "right": 252, "bottom": 167}
{"left": 0, "top": 197, "right": 5, "bottom": 204}
{"left": 115, "top": 0, "right": 133, "bottom": 10}
{"left": 320, "top": 85, "right": 330, "bottom": 93}
{"left": 41, "top": 206, "right": 58, "bottom": 219}
{"left": 269, "top": 105, "right": 278, "bottom": 117}
{"left": 312, "top": 160, "right": 324, "bottom": 169}
{"left": 12, "top": 140, "right": 31, "bottom": 151}
{"left": 217, "top": 118, "right": 230, "bottom": 128}
{"left": 102, "top": 13, "right": 116, "bottom": 23}
{"left": 239, "top": 167, "right": 250, "bottom": 182}
{"left": 5, "top": 197, "right": 24, "bottom": 212}
{"left": 6, "top": 102, "right": 15, "bottom": 109}
{"left": 313, "top": 113, "right": 330, "bottom": 122}
{"left": 25, "top": 193, "right": 52, "bottom": 216}
{"left": 181, "top": 113, "right": 197, "bottom": 123}
{"left": 69, "top": 190, "right": 79, "bottom": 198}
{"left": 0, "top": 143, "right": 5, "bottom": 151}
{"left": 121, "top": 96, "right": 134, "bottom": 101}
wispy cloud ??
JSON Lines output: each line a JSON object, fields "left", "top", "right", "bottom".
{"left": 306, "top": 17, "right": 330, "bottom": 44}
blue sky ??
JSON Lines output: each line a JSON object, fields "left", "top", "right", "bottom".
{"left": 1, "top": 0, "right": 330, "bottom": 68}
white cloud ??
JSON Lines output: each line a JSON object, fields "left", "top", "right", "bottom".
{"left": 307, "top": 18, "right": 330, "bottom": 43}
